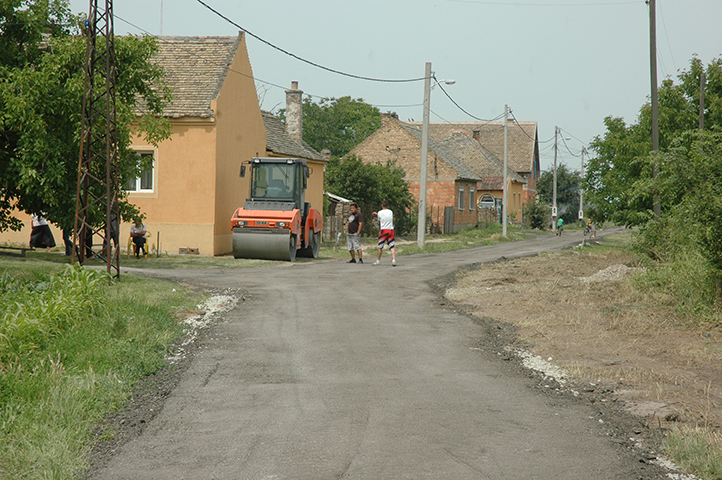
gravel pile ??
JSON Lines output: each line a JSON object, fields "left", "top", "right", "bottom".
{"left": 578, "top": 264, "right": 641, "bottom": 283}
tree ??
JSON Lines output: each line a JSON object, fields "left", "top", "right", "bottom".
{"left": 523, "top": 195, "right": 548, "bottom": 230}
{"left": 536, "top": 163, "right": 581, "bottom": 224}
{"left": 0, "top": 0, "right": 171, "bottom": 232}
{"left": 584, "top": 56, "right": 722, "bottom": 226}
{"left": 278, "top": 96, "right": 381, "bottom": 158}
{"left": 325, "top": 155, "right": 415, "bottom": 234}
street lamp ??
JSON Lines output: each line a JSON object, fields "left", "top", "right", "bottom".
{"left": 418, "top": 62, "right": 455, "bottom": 248}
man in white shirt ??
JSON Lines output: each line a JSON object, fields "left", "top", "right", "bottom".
{"left": 372, "top": 201, "right": 397, "bottom": 266}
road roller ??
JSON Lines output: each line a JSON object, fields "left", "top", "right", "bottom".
{"left": 230, "top": 157, "right": 323, "bottom": 261}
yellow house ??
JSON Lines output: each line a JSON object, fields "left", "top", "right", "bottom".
{"left": 0, "top": 35, "right": 326, "bottom": 256}
{"left": 125, "top": 40, "right": 329, "bottom": 256}
{"left": 124, "top": 34, "right": 267, "bottom": 256}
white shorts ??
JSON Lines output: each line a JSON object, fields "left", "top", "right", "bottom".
{"left": 346, "top": 233, "right": 361, "bottom": 251}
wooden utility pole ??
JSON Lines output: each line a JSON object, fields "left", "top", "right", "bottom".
{"left": 649, "top": 0, "right": 661, "bottom": 220}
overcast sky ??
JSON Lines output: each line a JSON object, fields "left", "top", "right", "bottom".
{"left": 70, "top": 0, "right": 722, "bottom": 172}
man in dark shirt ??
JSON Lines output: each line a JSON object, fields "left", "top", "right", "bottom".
{"left": 346, "top": 203, "right": 364, "bottom": 263}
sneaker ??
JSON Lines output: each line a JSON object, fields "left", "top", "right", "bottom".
{"left": 347, "top": 259, "right": 356, "bottom": 263}
{"left": 358, "top": 259, "right": 363, "bottom": 264}
{"left": 372, "top": 260, "right": 380, "bottom": 266}
{"left": 392, "top": 259, "right": 396, "bottom": 267}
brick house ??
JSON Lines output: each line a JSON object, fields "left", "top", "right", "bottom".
{"left": 435, "top": 130, "right": 527, "bottom": 222}
{"left": 349, "top": 114, "right": 480, "bottom": 233}
{"left": 419, "top": 121, "right": 541, "bottom": 208}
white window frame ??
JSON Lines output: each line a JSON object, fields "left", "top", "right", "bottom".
{"left": 458, "top": 187, "right": 465, "bottom": 210}
{"left": 469, "top": 187, "right": 475, "bottom": 210}
{"left": 126, "top": 151, "right": 155, "bottom": 193}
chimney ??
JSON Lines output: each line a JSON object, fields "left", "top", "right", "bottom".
{"left": 472, "top": 130, "right": 480, "bottom": 143}
{"left": 285, "top": 81, "right": 303, "bottom": 144}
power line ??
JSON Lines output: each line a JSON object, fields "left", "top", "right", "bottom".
{"left": 195, "top": 0, "right": 426, "bottom": 84}
{"left": 434, "top": 78, "right": 492, "bottom": 121}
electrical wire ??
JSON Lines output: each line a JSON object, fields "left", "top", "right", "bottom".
{"left": 195, "top": 0, "right": 426, "bottom": 84}
{"left": 114, "top": 14, "right": 334, "bottom": 105}
{"left": 434, "top": 79, "right": 493, "bottom": 122}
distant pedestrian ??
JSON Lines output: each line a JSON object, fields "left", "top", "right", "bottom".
{"left": 556, "top": 217, "right": 564, "bottom": 236}
{"left": 346, "top": 203, "right": 364, "bottom": 263}
{"left": 30, "top": 213, "right": 55, "bottom": 252}
{"left": 591, "top": 220, "right": 597, "bottom": 239}
{"left": 372, "top": 201, "right": 396, "bottom": 267}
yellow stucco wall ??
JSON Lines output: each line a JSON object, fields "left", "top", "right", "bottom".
{"left": 479, "top": 180, "right": 525, "bottom": 222}
{"left": 128, "top": 34, "right": 266, "bottom": 256}
{"left": 212, "top": 34, "right": 267, "bottom": 255}
{"left": 128, "top": 120, "right": 218, "bottom": 255}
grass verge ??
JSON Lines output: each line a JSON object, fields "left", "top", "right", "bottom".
{"left": 0, "top": 259, "right": 205, "bottom": 479}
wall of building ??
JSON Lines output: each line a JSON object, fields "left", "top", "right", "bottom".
{"left": 353, "top": 117, "right": 477, "bottom": 233}
{"left": 128, "top": 119, "right": 217, "bottom": 255}
{"left": 213, "top": 34, "right": 267, "bottom": 255}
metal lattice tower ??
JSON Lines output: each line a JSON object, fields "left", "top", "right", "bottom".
{"left": 72, "top": 0, "right": 120, "bottom": 278}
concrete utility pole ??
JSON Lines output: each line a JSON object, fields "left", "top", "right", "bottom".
{"left": 552, "top": 126, "right": 558, "bottom": 229}
{"left": 417, "top": 62, "right": 432, "bottom": 249}
{"left": 579, "top": 147, "right": 586, "bottom": 225}
{"left": 700, "top": 71, "right": 706, "bottom": 131}
{"left": 502, "top": 105, "right": 508, "bottom": 236}
{"left": 648, "top": 0, "right": 661, "bottom": 220}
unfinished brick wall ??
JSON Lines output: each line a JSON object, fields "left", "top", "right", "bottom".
{"left": 352, "top": 115, "right": 477, "bottom": 233}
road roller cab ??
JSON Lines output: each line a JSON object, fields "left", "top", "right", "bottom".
{"left": 230, "top": 157, "right": 323, "bottom": 262}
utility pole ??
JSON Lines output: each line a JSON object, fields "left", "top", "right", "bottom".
{"left": 417, "top": 62, "right": 432, "bottom": 249}
{"left": 73, "top": 0, "right": 120, "bottom": 278}
{"left": 552, "top": 126, "right": 558, "bottom": 229}
{"left": 648, "top": 0, "right": 661, "bottom": 220}
{"left": 502, "top": 104, "right": 508, "bottom": 236}
{"left": 579, "top": 147, "right": 586, "bottom": 225}
{"left": 699, "top": 71, "right": 706, "bottom": 131}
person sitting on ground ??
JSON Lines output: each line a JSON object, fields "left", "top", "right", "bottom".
{"left": 130, "top": 218, "right": 147, "bottom": 258}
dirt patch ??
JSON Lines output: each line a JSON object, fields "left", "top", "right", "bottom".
{"left": 444, "top": 245, "right": 722, "bottom": 435}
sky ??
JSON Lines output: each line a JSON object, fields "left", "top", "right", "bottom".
{"left": 70, "top": 0, "right": 722, "bottom": 172}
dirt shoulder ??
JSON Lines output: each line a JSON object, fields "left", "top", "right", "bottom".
{"left": 443, "top": 231, "right": 722, "bottom": 436}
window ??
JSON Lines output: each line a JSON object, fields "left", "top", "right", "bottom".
{"left": 458, "top": 187, "right": 464, "bottom": 210}
{"left": 126, "top": 152, "right": 154, "bottom": 192}
{"left": 469, "top": 188, "right": 475, "bottom": 210}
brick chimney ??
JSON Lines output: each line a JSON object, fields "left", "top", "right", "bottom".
{"left": 285, "top": 81, "right": 303, "bottom": 144}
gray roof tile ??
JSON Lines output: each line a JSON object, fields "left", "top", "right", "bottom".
{"left": 262, "top": 111, "right": 326, "bottom": 162}
{"left": 144, "top": 35, "right": 241, "bottom": 118}
{"left": 398, "top": 123, "right": 480, "bottom": 181}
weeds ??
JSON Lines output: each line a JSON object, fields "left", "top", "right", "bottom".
{"left": 0, "top": 261, "right": 204, "bottom": 479}
{"left": 664, "top": 427, "right": 722, "bottom": 480}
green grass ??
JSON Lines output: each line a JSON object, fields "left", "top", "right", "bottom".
{"left": 664, "top": 427, "right": 722, "bottom": 480}
{"left": 0, "top": 259, "right": 205, "bottom": 479}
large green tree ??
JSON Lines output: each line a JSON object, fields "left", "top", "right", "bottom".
{"left": 325, "top": 155, "right": 415, "bottom": 234}
{"left": 279, "top": 96, "right": 381, "bottom": 158}
{"left": 537, "top": 163, "right": 581, "bottom": 224}
{"left": 0, "top": 0, "right": 171, "bottom": 232}
{"left": 584, "top": 56, "right": 722, "bottom": 226}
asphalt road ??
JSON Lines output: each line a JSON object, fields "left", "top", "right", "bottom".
{"left": 90, "top": 229, "right": 664, "bottom": 480}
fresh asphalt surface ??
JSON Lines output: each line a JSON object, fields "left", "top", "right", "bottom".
{"left": 91, "top": 229, "right": 664, "bottom": 480}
